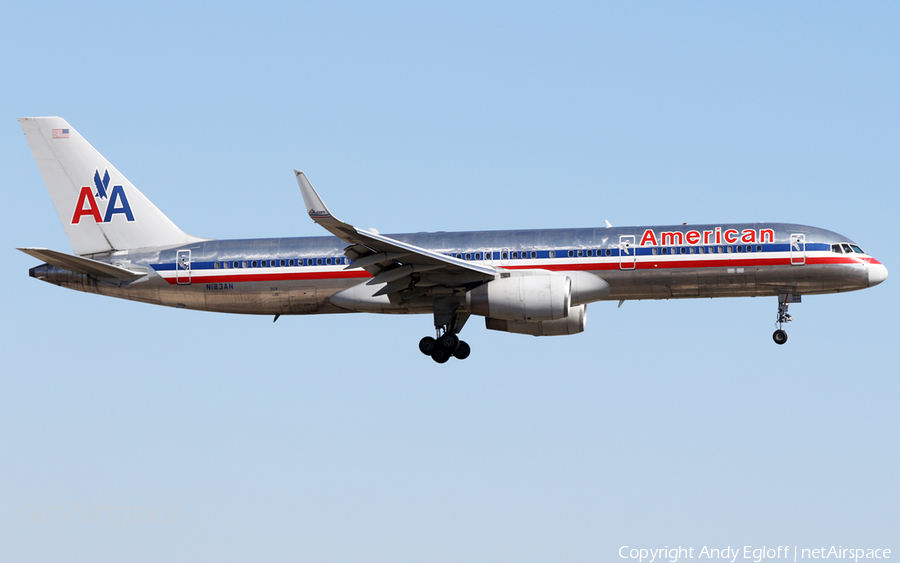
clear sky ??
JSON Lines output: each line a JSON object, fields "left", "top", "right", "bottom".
{"left": 2, "top": 2, "right": 898, "bottom": 562}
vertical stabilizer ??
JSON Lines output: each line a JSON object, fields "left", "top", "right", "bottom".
{"left": 19, "top": 117, "right": 203, "bottom": 255}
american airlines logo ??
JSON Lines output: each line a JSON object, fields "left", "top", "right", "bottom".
{"left": 71, "top": 169, "right": 135, "bottom": 224}
{"left": 308, "top": 209, "right": 331, "bottom": 218}
{"left": 639, "top": 227, "right": 775, "bottom": 246}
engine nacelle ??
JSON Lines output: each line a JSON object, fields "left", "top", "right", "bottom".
{"left": 467, "top": 272, "right": 570, "bottom": 322}
{"left": 485, "top": 304, "right": 586, "bottom": 336}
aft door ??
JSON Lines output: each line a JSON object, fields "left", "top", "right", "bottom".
{"left": 790, "top": 234, "right": 806, "bottom": 265}
{"left": 619, "top": 235, "right": 636, "bottom": 270}
{"left": 176, "top": 249, "right": 191, "bottom": 284}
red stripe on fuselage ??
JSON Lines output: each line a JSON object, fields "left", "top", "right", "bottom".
{"left": 502, "top": 255, "right": 864, "bottom": 272}
{"left": 161, "top": 255, "right": 865, "bottom": 284}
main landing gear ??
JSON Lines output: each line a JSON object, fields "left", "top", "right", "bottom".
{"left": 419, "top": 332, "right": 471, "bottom": 363}
{"left": 773, "top": 293, "right": 799, "bottom": 345}
{"left": 419, "top": 295, "right": 471, "bottom": 363}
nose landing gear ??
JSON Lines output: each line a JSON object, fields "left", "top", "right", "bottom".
{"left": 773, "top": 293, "right": 800, "bottom": 345}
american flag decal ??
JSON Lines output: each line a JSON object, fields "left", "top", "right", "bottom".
{"left": 52, "top": 128, "right": 69, "bottom": 139}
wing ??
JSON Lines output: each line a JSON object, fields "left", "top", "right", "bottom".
{"left": 295, "top": 170, "right": 499, "bottom": 300}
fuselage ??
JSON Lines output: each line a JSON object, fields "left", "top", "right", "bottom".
{"left": 30, "top": 221, "right": 887, "bottom": 316}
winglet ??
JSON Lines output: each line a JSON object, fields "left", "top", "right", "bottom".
{"left": 295, "top": 170, "right": 334, "bottom": 220}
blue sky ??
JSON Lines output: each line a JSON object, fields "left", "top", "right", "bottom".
{"left": 2, "top": 2, "right": 898, "bottom": 561}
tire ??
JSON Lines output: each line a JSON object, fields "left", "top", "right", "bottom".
{"left": 440, "top": 333, "right": 460, "bottom": 351}
{"left": 418, "top": 336, "right": 436, "bottom": 355}
{"left": 773, "top": 329, "right": 788, "bottom": 345}
{"left": 431, "top": 347, "right": 450, "bottom": 363}
{"left": 453, "top": 341, "right": 471, "bottom": 360}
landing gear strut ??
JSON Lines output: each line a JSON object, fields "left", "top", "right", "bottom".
{"left": 419, "top": 295, "right": 471, "bottom": 363}
{"left": 773, "top": 293, "right": 799, "bottom": 345}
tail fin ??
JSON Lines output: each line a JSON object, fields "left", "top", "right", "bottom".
{"left": 19, "top": 117, "right": 203, "bottom": 255}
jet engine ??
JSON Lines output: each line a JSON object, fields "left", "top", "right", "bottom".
{"left": 466, "top": 272, "right": 571, "bottom": 321}
{"left": 485, "top": 304, "right": 587, "bottom": 336}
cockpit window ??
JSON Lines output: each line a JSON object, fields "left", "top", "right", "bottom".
{"left": 850, "top": 244, "right": 865, "bottom": 254}
{"left": 832, "top": 244, "right": 843, "bottom": 254}
{"left": 841, "top": 243, "right": 853, "bottom": 254}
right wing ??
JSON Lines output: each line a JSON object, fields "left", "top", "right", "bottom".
{"left": 295, "top": 170, "right": 499, "bottom": 299}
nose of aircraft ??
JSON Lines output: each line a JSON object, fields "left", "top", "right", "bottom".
{"left": 868, "top": 261, "right": 888, "bottom": 287}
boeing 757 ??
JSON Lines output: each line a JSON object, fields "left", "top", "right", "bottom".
{"left": 18, "top": 117, "right": 888, "bottom": 363}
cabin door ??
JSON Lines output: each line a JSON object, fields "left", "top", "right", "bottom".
{"left": 790, "top": 234, "right": 806, "bottom": 265}
{"left": 619, "top": 235, "right": 636, "bottom": 270}
{"left": 176, "top": 249, "right": 191, "bottom": 284}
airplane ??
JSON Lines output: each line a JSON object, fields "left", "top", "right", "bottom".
{"left": 18, "top": 117, "right": 888, "bottom": 363}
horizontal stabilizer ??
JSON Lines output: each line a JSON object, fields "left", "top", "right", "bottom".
{"left": 18, "top": 247, "right": 147, "bottom": 281}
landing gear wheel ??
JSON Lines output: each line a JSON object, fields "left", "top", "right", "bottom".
{"left": 418, "top": 336, "right": 436, "bottom": 356}
{"left": 773, "top": 329, "right": 788, "bottom": 345}
{"left": 440, "top": 333, "right": 460, "bottom": 352}
{"left": 452, "top": 340, "right": 471, "bottom": 360}
{"left": 431, "top": 347, "right": 451, "bottom": 363}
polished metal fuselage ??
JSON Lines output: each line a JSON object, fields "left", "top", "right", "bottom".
{"left": 30, "top": 222, "right": 874, "bottom": 316}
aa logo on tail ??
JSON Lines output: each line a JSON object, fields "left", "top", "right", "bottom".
{"left": 71, "top": 169, "right": 135, "bottom": 224}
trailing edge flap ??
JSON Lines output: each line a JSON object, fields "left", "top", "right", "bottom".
{"left": 295, "top": 170, "right": 498, "bottom": 281}
{"left": 18, "top": 247, "right": 147, "bottom": 281}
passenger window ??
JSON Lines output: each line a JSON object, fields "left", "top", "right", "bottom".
{"left": 316, "top": 258, "right": 323, "bottom": 265}
{"left": 242, "top": 261, "right": 248, "bottom": 268}
{"left": 651, "top": 248, "right": 658, "bottom": 255}
{"left": 233, "top": 261, "right": 240, "bottom": 268}
{"left": 567, "top": 250, "right": 574, "bottom": 257}
{"left": 214, "top": 262, "right": 220, "bottom": 269}
{"left": 280, "top": 259, "right": 286, "bottom": 266}
{"left": 737, "top": 246, "right": 743, "bottom": 253}
{"left": 756, "top": 245, "right": 762, "bottom": 252}
{"left": 548, "top": 250, "right": 555, "bottom": 258}
{"left": 586, "top": 249, "right": 593, "bottom": 257}
{"left": 251, "top": 260, "right": 258, "bottom": 267}
{"left": 501, "top": 251, "right": 508, "bottom": 260}
{"left": 531, "top": 251, "right": 537, "bottom": 259}
{"left": 475, "top": 252, "right": 482, "bottom": 260}
{"left": 223, "top": 262, "right": 229, "bottom": 269}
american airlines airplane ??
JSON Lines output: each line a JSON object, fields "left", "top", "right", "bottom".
{"left": 18, "top": 117, "right": 888, "bottom": 363}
